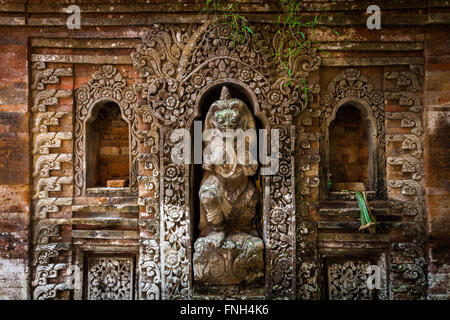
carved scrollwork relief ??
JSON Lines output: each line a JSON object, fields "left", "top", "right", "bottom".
{"left": 31, "top": 61, "right": 72, "bottom": 90}
{"left": 295, "top": 105, "right": 321, "bottom": 300}
{"left": 384, "top": 65, "right": 426, "bottom": 299}
{"left": 74, "top": 65, "right": 139, "bottom": 196}
{"left": 390, "top": 243, "right": 426, "bottom": 299}
{"left": 136, "top": 103, "right": 162, "bottom": 300}
{"left": 131, "top": 23, "right": 321, "bottom": 299}
{"left": 31, "top": 62, "right": 74, "bottom": 300}
{"left": 138, "top": 240, "right": 161, "bottom": 300}
{"left": 32, "top": 221, "right": 72, "bottom": 300}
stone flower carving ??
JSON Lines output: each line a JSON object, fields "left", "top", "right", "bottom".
{"left": 87, "top": 257, "right": 134, "bottom": 300}
{"left": 327, "top": 260, "right": 373, "bottom": 300}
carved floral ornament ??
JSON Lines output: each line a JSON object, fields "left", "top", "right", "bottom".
{"left": 322, "top": 68, "right": 384, "bottom": 131}
{"left": 130, "top": 23, "right": 321, "bottom": 299}
{"left": 75, "top": 65, "right": 137, "bottom": 121}
{"left": 131, "top": 23, "right": 321, "bottom": 127}
{"left": 87, "top": 257, "right": 134, "bottom": 300}
{"left": 327, "top": 260, "right": 373, "bottom": 300}
{"left": 74, "top": 65, "right": 139, "bottom": 196}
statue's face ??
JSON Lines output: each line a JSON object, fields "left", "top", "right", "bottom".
{"left": 213, "top": 108, "right": 241, "bottom": 129}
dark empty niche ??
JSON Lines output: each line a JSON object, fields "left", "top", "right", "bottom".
{"left": 86, "top": 101, "right": 130, "bottom": 188}
{"left": 329, "top": 104, "right": 373, "bottom": 190}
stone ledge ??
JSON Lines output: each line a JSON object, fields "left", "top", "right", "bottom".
{"left": 33, "top": 217, "right": 138, "bottom": 228}
{"left": 0, "top": 16, "right": 25, "bottom": 26}
{"left": 71, "top": 217, "right": 138, "bottom": 227}
{"left": 322, "top": 57, "right": 424, "bottom": 66}
{"left": 318, "top": 233, "right": 390, "bottom": 242}
{"left": 317, "top": 221, "right": 388, "bottom": 230}
{"left": 72, "top": 229, "right": 139, "bottom": 240}
{"left": 23, "top": 1, "right": 434, "bottom": 14}
{"left": 31, "top": 54, "right": 131, "bottom": 64}
{"left": 319, "top": 41, "right": 424, "bottom": 51}
{"left": 319, "top": 208, "right": 390, "bottom": 217}
{"left": 31, "top": 38, "right": 140, "bottom": 49}
{"left": 192, "top": 284, "right": 265, "bottom": 300}
{"left": 72, "top": 204, "right": 138, "bottom": 213}
{"left": 0, "top": 4, "right": 25, "bottom": 13}
{"left": 18, "top": 12, "right": 450, "bottom": 27}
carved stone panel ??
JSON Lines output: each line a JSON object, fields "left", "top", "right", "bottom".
{"left": 86, "top": 256, "right": 135, "bottom": 300}
{"left": 327, "top": 260, "right": 374, "bottom": 300}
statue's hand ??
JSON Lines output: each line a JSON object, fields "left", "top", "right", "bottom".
{"left": 200, "top": 188, "right": 223, "bottom": 226}
{"left": 202, "top": 155, "right": 214, "bottom": 171}
{"left": 206, "top": 210, "right": 223, "bottom": 226}
{"left": 202, "top": 161, "right": 213, "bottom": 171}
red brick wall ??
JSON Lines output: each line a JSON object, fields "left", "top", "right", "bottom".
{"left": 329, "top": 104, "right": 370, "bottom": 188}
{"left": 87, "top": 102, "right": 130, "bottom": 187}
{"left": 0, "top": 33, "right": 30, "bottom": 299}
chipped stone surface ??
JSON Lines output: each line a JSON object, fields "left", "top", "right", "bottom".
{"left": 193, "top": 233, "right": 264, "bottom": 286}
{"left": 0, "top": 257, "right": 29, "bottom": 299}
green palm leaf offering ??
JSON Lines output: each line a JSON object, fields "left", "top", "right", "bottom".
{"left": 355, "top": 191, "right": 377, "bottom": 233}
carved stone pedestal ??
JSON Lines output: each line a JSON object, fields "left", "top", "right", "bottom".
{"left": 193, "top": 233, "right": 264, "bottom": 286}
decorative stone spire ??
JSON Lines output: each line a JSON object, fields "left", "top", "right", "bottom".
{"left": 220, "top": 86, "right": 231, "bottom": 100}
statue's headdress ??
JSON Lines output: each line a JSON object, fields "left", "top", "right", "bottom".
{"left": 204, "top": 86, "right": 256, "bottom": 131}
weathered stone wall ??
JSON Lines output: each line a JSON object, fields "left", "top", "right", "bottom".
{"left": 424, "top": 30, "right": 450, "bottom": 300}
{"left": 0, "top": 32, "right": 30, "bottom": 299}
{"left": 0, "top": 0, "right": 448, "bottom": 300}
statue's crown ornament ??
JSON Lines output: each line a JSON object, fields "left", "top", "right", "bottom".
{"left": 220, "top": 86, "right": 231, "bottom": 100}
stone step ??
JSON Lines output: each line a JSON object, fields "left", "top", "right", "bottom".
{"left": 319, "top": 200, "right": 389, "bottom": 209}
{"left": 318, "top": 207, "right": 390, "bottom": 217}
{"left": 71, "top": 203, "right": 138, "bottom": 213}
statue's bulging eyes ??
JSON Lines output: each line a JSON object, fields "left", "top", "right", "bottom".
{"left": 213, "top": 109, "right": 240, "bottom": 128}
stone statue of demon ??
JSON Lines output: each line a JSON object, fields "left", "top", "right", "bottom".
{"left": 193, "top": 86, "right": 264, "bottom": 286}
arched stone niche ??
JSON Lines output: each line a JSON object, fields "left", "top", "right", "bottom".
{"left": 74, "top": 65, "right": 139, "bottom": 197}
{"left": 85, "top": 101, "right": 130, "bottom": 188}
{"left": 320, "top": 69, "right": 386, "bottom": 200}
{"left": 131, "top": 23, "right": 321, "bottom": 299}
{"left": 326, "top": 99, "right": 378, "bottom": 193}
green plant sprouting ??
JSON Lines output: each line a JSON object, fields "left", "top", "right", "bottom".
{"left": 200, "top": 0, "right": 254, "bottom": 46}
{"left": 201, "top": 0, "right": 341, "bottom": 107}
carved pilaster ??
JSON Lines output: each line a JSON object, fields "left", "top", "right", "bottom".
{"left": 384, "top": 65, "right": 426, "bottom": 299}
{"left": 30, "top": 62, "right": 74, "bottom": 300}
